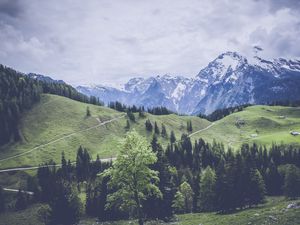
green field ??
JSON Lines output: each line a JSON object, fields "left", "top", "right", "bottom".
{"left": 0, "top": 94, "right": 300, "bottom": 169}
{"left": 0, "top": 94, "right": 210, "bottom": 169}
{"left": 191, "top": 105, "right": 300, "bottom": 149}
{"left": 0, "top": 197, "right": 299, "bottom": 225}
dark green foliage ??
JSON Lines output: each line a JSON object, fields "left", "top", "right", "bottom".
{"left": 161, "top": 123, "right": 168, "bottom": 138}
{"left": 48, "top": 181, "right": 82, "bottom": 225}
{"left": 126, "top": 110, "right": 135, "bottom": 122}
{"left": 154, "top": 121, "right": 160, "bottom": 135}
{"left": 170, "top": 130, "right": 176, "bottom": 143}
{"left": 147, "top": 106, "right": 174, "bottom": 115}
{"left": 145, "top": 119, "right": 153, "bottom": 132}
{"left": 76, "top": 146, "right": 92, "bottom": 182}
{"left": 15, "top": 189, "right": 28, "bottom": 211}
{"left": 283, "top": 164, "right": 300, "bottom": 199}
{"left": 0, "top": 65, "right": 41, "bottom": 145}
{"left": 86, "top": 106, "right": 91, "bottom": 117}
{"left": 0, "top": 186, "right": 5, "bottom": 213}
{"left": 125, "top": 119, "right": 130, "bottom": 130}
{"left": 198, "top": 104, "right": 251, "bottom": 121}
{"left": 187, "top": 120, "right": 192, "bottom": 132}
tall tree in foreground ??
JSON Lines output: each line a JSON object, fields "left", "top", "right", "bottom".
{"left": 103, "top": 131, "right": 162, "bottom": 225}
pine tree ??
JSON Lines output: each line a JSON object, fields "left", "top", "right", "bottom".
{"left": 172, "top": 181, "right": 194, "bottom": 213}
{"left": 187, "top": 120, "right": 193, "bottom": 132}
{"left": 283, "top": 164, "right": 300, "bottom": 199}
{"left": 15, "top": 189, "right": 27, "bottom": 211}
{"left": 125, "top": 119, "right": 130, "bottom": 130}
{"left": 161, "top": 124, "right": 168, "bottom": 138}
{"left": 86, "top": 106, "right": 91, "bottom": 117}
{"left": 127, "top": 110, "right": 135, "bottom": 122}
{"left": 248, "top": 169, "right": 266, "bottom": 206}
{"left": 154, "top": 122, "right": 160, "bottom": 135}
{"left": 170, "top": 130, "right": 176, "bottom": 144}
{"left": 199, "top": 166, "right": 216, "bottom": 211}
{"left": 145, "top": 119, "right": 153, "bottom": 132}
{"left": 0, "top": 186, "right": 5, "bottom": 213}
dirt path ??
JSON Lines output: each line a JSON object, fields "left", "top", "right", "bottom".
{"left": 3, "top": 188, "right": 34, "bottom": 195}
{"left": 0, "top": 157, "right": 116, "bottom": 173}
{"left": 188, "top": 122, "right": 216, "bottom": 137}
{"left": 0, "top": 115, "right": 125, "bottom": 163}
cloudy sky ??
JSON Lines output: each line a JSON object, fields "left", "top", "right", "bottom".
{"left": 0, "top": 0, "right": 300, "bottom": 85}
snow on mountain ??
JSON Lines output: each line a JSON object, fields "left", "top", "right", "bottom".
{"left": 77, "top": 51, "right": 300, "bottom": 115}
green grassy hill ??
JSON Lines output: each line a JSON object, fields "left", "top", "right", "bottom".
{"left": 191, "top": 105, "right": 300, "bottom": 149}
{"left": 0, "top": 94, "right": 210, "bottom": 169}
{"left": 1, "top": 94, "right": 300, "bottom": 169}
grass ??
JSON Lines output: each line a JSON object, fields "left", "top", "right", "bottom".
{"left": 0, "top": 94, "right": 210, "bottom": 169}
{"left": 1, "top": 95, "right": 300, "bottom": 169}
{"left": 1, "top": 197, "right": 298, "bottom": 225}
{"left": 191, "top": 105, "right": 300, "bottom": 149}
{"left": 177, "top": 197, "right": 300, "bottom": 225}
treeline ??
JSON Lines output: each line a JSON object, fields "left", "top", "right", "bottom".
{"left": 267, "top": 99, "right": 300, "bottom": 107}
{"left": 0, "top": 64, "right": 103, "bottom": 146}
{"left": 108, "top": 101, "right": 174, "bottom": 115}
{"left": 1, "top": 139, "right": 299, "bottom": 224}
{"left": 0, "top": 65, "right": 41, "bottom": 145}
{"left": 198, "top": 104, "right": 251, "bottom": 121}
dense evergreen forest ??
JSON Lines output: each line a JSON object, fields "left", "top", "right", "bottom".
{"left": 1, "top": 132, "right": 299, "bottom": 225}
{"left": 108, "top": 101, "right": 174, "bottom": 116}
{"left": 0, "top": 65, "right": 103, "bottom": 146}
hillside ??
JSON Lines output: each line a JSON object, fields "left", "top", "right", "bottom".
{"left": 1, "top": 94, "right": 300, "bottom": 169}
{"left": 0, "top": 94, "right": 210, "bottom": 169}
{"left": 192, "top": 105, "right": 300, "bottom": 148}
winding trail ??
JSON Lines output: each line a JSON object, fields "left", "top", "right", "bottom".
{"left": 3, "top": 188, "right": 34, "bottom": 195}
{"left": 0, "top": 157, "right": 116, "bottom": 173}
{"left": 188, "top": 122, "right": 216, "bottom": 137}
{"left": 0, "top": 115, "right": 125, "bottom": 163}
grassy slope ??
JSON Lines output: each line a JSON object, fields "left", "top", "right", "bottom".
{"left": 191, "top": 105, "right": 300, "bottom": 149}
{"left": 0, "top": 94, "right": 210, "bottom": 169}
{"left": 1, "top": 197, "right": 299, "bottom": 225}
{"left": 1, "top": 94, "right": 300, "bottom": 169}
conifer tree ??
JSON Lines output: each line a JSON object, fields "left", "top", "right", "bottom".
{"left": 154, "top": 122, "right": 160, "bottom": 135}
{"left": 15, "top": 189, "right": 27, "bottom": 211}
{"left": 170, "top": 130, "right": 176, "bottom": 144}
{"left": 161, "top": 123, "right": 168, "bottom": 138}
{"left": 199, "top": 166, "right": 216, "bottom": 211}
{"left": 0, "top": 186, "right": 5, "bottom": 213}
{"left": 283, "top": 164, "right": 300, "bottom": 199}
{"left": 86, "top": 106, "right": 91, "bottom": 117}
{"left": 125, "top": 119, "right": 130, "bottom": 130}
{"left": 145, "top": 119, "right": 153, "bottom": 132}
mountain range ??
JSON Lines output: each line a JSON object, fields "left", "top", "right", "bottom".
{"left": 76, "top": 51, "right": 300, "bottom": 114}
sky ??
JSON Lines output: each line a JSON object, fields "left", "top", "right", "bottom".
{"left": 0, "top": 0, "right": 300, "bottom": 85}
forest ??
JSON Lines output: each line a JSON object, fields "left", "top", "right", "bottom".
{"left": 0, "top": 65, "right": 103, "bottom": 146}
{"left": 1, "top": 131, "right": 299, "bottom": 225}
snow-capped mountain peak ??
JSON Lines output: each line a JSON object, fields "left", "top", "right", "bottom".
{"left": 77, "top": 51, "right": 300, "bottom": 115}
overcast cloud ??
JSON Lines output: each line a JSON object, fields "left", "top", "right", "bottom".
{"left": 0, "top": 0, "right": 300, "bottom": 85}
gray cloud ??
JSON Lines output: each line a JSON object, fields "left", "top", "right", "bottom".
{"left": 0, "top": 0, "right": 299, "bottom": 85}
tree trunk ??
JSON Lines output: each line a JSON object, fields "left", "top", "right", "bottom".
{"left": 134, "top": 190, "right": 143, "bottom": 225}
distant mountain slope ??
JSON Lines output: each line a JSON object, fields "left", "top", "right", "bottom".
{"left": 77, "top": 52, "right": 300, "bottom": 114}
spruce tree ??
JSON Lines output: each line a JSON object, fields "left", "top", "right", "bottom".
{"left": 125, "top": 119, "right": 130, "bottom": 130}
{"left": 15, "top": 189, "right": 27, "bottom": 211}
{"left": 199, "top": 166, "right": 216, "bottom": 211}
{"left": 154, "top": 121, "right": 160, "bottom": 135}
{"left": 161, "top": 123, "right": 168, "bottom": 138}
{"left": 0, "top": 186, "right": 5, "bottom": 213}
{"left": 283, "top": 164, "right": 300, "bottom": 199}
{"left": 145, "top": 119, "right": 153, "bottom": 132}
{"left": 170, "top": 130, "right": 176, "bottom": 143}
{"left": 86, "top": 106, "right": 91, "bottom": 117}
